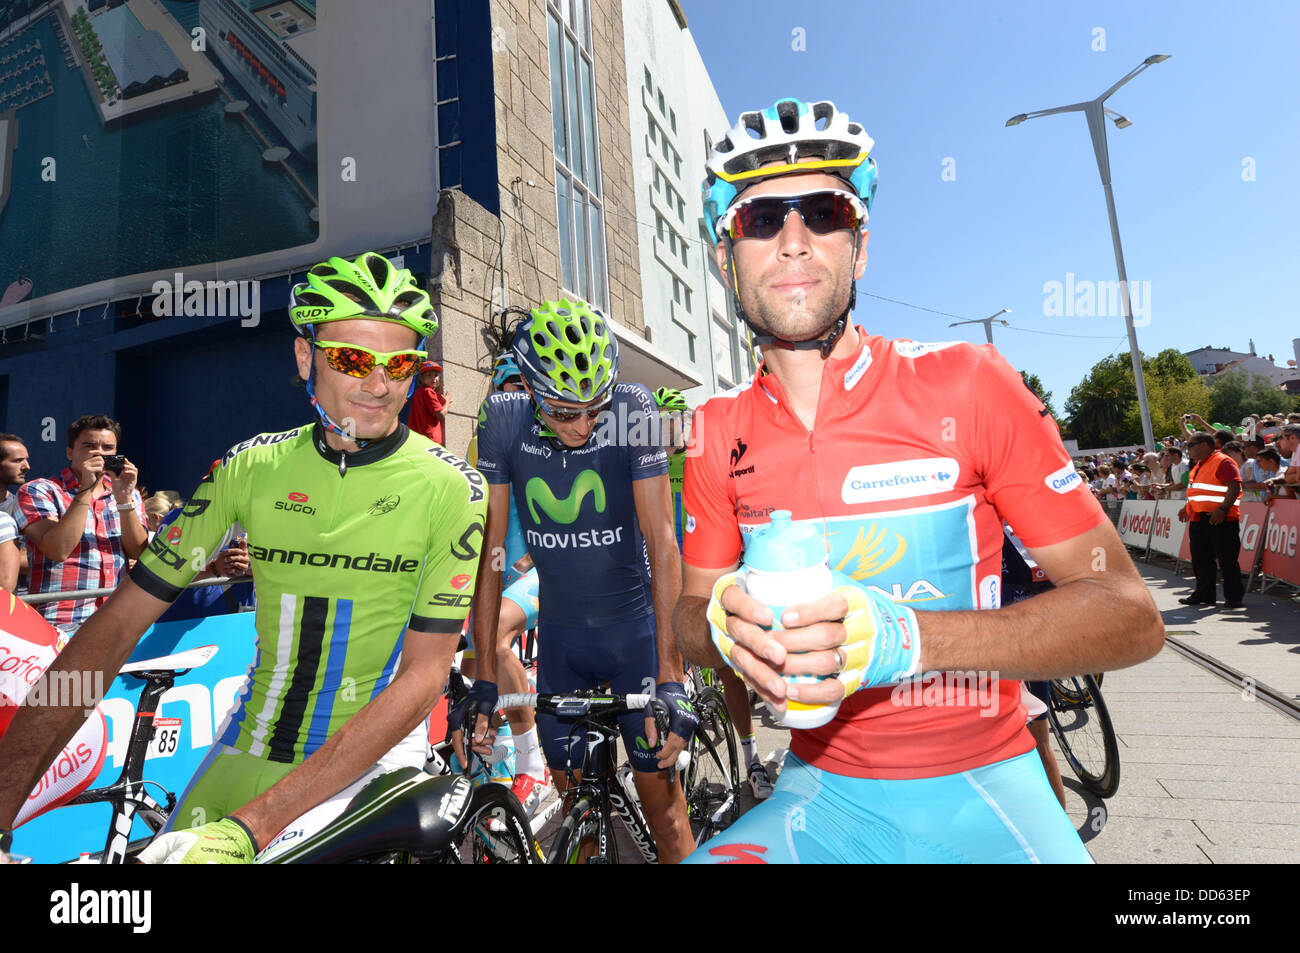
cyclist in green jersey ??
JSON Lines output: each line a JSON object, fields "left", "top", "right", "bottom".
{"left": 0, "top": 252, "right": 487, "bottom": 864}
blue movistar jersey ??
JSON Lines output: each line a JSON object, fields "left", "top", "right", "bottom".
{"left": 475, "top": 385, "right": 668, "bottom": 628}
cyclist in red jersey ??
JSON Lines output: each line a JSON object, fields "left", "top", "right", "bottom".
{"left": 672, "top": 99, "right": 1164, "bottom": 863}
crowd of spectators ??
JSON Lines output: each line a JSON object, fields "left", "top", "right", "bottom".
{"left": 1077, "top": 411, "right": 1300, "bottom": 505}
{"left": 0, "top": 416, "right": 254, "bottom": 633}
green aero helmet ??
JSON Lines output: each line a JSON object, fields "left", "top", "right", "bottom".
{"left": 513, "top": 299, "right": 619, "bottom": 402}
{"left": 289, "top": 252, "right": 439, "bottom": 340}
{"left": 654, "top": 387, "right": 687, "bottom": 412}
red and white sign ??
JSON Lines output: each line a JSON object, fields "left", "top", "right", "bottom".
{"left": 1236, "top": 503, "right": 1270, "bottom": 574}
{"left": 1117, "top": 501, "right": 1158, "bottom": 550}
{"left": 1148, "top": 500, "right": 1186, "bottom": 558}
{"left": 1260, "top": 500, "right": 1300, "bottom": 586}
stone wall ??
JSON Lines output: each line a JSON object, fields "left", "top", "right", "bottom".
{"left": 429, "top": 0, "right": 643, "bottom": 458}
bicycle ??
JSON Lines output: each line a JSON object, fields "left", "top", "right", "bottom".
{"left": 682, "top": 665, "right": 742, "bottom": 844}
{"left": 51, "top": 644, "right": 221, "bottom": 863}
{"left": 1046, "top": 673, "right": 1120, "bottom": 799}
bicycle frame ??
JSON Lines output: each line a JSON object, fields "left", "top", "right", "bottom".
{"left": 558, "top": 714, "right": 658, "bottom": 864}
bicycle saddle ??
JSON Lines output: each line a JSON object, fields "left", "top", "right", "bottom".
{"left": 119, "top": 644, "right": 219, "bottom": 679}
{"left": 265, "top": 768, "right": 474, "bottom": 863}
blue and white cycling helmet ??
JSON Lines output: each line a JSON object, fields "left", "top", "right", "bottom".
{"left": 703, "top": 98, "right": 877, "bottom": 244}
{"left": 491, "top": 352, "right": 522, "bottom": 389}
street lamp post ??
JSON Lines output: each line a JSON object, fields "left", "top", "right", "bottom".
{"left": 1007, "top": 54, "right": 1170, "bottom": 449}
{"left": 949, "top": 308, "right": 1011, "bottom": 346}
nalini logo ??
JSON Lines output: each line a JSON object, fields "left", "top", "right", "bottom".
{"left": 1043, "top": 463, "right": 1083, "bottom": 495}
{"left": 840, "top": 458, "right": 960, "bottom": 504}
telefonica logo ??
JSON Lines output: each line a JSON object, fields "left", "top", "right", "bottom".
{"left": 525, "top": 470, "right": 606, "bottom": 524}
{"left": 840, "top": 459, "right": 959, "bottom": 504}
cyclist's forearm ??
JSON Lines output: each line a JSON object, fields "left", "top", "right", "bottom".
{"left": 918, "top": 573, "right": 1161, "bottom": 680}
{"left": 229, "top": 637, "right": 455, "bottom": 850}
{"left": 673, "top": 595, "right": 725, "bottom": 669}
{"left": 647, "top": 538, "right": 684, "bottom": 683}
{"left": 0, "top": 605, "right": 141, "bottom": 826}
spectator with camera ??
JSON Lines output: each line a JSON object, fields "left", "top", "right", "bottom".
{"left": 16, "top": 415, "right": 147, "bottom": 634}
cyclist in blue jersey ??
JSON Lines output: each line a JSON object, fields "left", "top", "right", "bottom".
{"left": 462, "top": 352, "right": 550, "bottom": 813}
{"left": 464, "top": 300, "right": 697, "bottom": 862}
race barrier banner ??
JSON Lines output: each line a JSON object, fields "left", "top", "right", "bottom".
{"left": 1259, "top": 499, "right": 1300, "bottom": 588}
{"left": 1117, "top": 501, "right": 1158, "bottom": 552}
{"left": 17, "top": 613, "right": 257, "bottom": 863}
{"left": 1148, "top": 500, "right": 1186, "bottom": 558}
{"left": 1237, "top": 503, "right": 1271, "bottom": 575}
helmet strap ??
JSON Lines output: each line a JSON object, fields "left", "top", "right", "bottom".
{"left": 305, "top": 333, "right": 372, "bottom": 449}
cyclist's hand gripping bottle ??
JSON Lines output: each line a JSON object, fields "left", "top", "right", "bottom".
{"left": 740, "top": 510, "right": 840, "bottom": 729}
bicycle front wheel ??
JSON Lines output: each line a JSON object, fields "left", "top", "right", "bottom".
{"left": 683, "top": 686, "right": 741, "bottom": 842}
{"left": 451, "top": 783, "right": 542, "bottom": 864}
{"left": 1047, "top": 674, "right": 1120, "bottom": 798}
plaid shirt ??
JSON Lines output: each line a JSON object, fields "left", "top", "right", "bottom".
{"left": 16, "top": 468, "right": 145, "bottom": 627}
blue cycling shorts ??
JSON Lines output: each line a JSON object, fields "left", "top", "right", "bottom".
{"left": 536, "top": 614, "right": 660, "bottom": 774}
{"left": 685, "top": 751, "right": 1092, "bottom": 864}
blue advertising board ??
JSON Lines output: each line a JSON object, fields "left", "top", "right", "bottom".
{"left": 17, "top": 612, "right": 256, "bottom": 863}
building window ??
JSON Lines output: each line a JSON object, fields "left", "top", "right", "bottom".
{"left": 547, "top": 0, "right": 607, "bottom": 308}
{"left": 714, "top": 314, "right": 736, "bottom": 383}
{"left": 669, "top": 107, "right": 677, "bottom": 133}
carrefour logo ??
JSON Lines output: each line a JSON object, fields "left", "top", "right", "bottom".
{"left": 840, "top": 458, "right": 960, "bottom": 504}
{"left": 524, "top": 469, "right": 606, "bottom": 524}
{"left": 1043, "top": 463, "right": 1083, "bottom": 495}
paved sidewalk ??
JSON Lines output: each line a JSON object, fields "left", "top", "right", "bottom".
{"left": 1056, "top": 558, "right": 1300, "bottom": 863}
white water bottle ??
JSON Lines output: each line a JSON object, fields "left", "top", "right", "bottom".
{"left": 741, "top": 510, "right": 839, "bottom": 730}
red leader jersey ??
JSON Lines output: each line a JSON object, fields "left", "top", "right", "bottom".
{"left": 683, "top": 327, "right": 1107, "bottom": 779}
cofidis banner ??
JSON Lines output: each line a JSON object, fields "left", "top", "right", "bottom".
{"left": 16, "top": 613, "right": 255, "bottom": 863}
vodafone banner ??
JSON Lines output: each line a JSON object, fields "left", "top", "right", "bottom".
{"left": 1149, "top": 500, "right": 1186, "bottom": 558}
{"left": 1236, "top": 503, "right": 1270, "bottom": 574}
{"left": 1117, "top": 501, "right": 1157, "bottom": 551}
{"left": 1260, "top": 499, "right": 1300, "bottom": 586}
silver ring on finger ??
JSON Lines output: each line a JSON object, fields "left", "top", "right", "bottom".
{"left": 834, "top": 647, "right": 846, "bottom": 674}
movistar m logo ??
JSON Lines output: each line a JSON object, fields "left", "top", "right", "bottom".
{"left": 525, "top": 470, "right": 606, "bottom": 524}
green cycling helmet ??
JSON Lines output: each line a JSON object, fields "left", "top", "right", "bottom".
{"left": 654, "top": 386, "right": 687, "bottom": 412}
{"left": 513, "top": 299, "right": 619, "bottom": 402}
{"left": 289, "top": 252, "right": 439, "bottom": 339}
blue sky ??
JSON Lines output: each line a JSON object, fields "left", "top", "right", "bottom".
{"left": 683, "top": 0, "right": 1300, "bottom": 411}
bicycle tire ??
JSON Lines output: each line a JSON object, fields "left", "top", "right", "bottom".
{"left": 546, "top": 794, "right": 603, "bottom": 864}
{"left": 683, "top": 686, "right": 741, "bottom": 841}
{"left": 1052, "top": 672, "right": 1105, "bottom": 703}
{"left": 1047, "top": 674, "right": 1120, "bottom": 798}
{"left": 451, "top": 782, "right": 542, "bottom": 864}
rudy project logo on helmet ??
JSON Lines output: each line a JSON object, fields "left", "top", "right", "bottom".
{"left": 524, "top": 470, "right": 606, "bottom": 525}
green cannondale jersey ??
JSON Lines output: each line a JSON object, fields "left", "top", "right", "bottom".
{"left": 130, "top": 424, "right": 487, "bottom": 765}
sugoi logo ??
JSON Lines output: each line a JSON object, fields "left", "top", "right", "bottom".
{"left": 525, "top": 470, "right": 606, "bottom": 524}
{"left": 840, "top": 459, "right": 960, "bottom": 504}
{"left": 274, "top": 494, "right": 316, "bottom": 515}
{"left": 449, "top": 574, "right": 472, "bottom": 590}
{"left": 288, "top": 492, "right": 309, "bottom": 502}
{"left": 1043, "top": 463, "right": 1082, "bottom": 495}
{"left": 709, "top": 843, "right": 769, "bottom": 864}
{"left": 729, "top": 438, "right": 748, "bottom": 468}
{"left": 368, "top": 494, "right": 400, "bottom": 515}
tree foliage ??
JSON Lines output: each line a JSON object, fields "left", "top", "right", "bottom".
{"left": 1020, "top": 371, "right": 1055, "bottom": 419}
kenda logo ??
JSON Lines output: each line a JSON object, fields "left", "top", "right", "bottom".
{"left": 1044, "top": 463, "right": 1083, "bottom": 494}
{"left": 426, "top": 445, "right": 486, "bottom": 504}
{"left": 50, "top": 883, "right": 152, "bottom": 933}
{"left": 525, "top": 470, "right": 606, "bottom": 524}
{"left": 840, "top": 459, "right": 959, "bottom": 503}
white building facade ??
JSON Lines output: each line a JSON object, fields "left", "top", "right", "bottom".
{"left": 621, "top": 0, "right": 754, "bottom": 403}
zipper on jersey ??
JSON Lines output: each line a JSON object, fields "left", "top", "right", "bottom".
{"left": 338, "top": 451, "right": 347, "bottom": 477}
